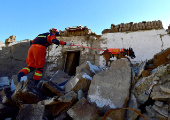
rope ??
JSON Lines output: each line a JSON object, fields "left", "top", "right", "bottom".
{"left": 70, "top": 44, "right": 105, "bottom": 51}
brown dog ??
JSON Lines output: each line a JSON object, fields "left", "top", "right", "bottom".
{"left": 99, "top": 48, "right": 136, "bottom": 66}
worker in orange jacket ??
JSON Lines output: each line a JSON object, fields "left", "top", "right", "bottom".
{"left": 13, "top": 28, "right": 71, "bottom": 85}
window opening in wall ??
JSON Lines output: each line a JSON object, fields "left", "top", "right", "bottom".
{"left": 64, "top": 51, "right": 80, "bottom": 76}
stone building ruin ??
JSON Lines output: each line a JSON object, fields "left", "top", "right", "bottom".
{"left": 0, "top": 21, "right": 170, "bottom": 119}
{"left": 102, "top": 20, "right": 163, "bottom": 34}
{"left": 0, "top": 21, "right": 170, "bottom": 79}
{"left": 5, "top": 35, "right": 16, "bottom": 46}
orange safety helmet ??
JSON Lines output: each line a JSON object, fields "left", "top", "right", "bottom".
{"left": 50, "top": 28, "right": 59, "bottom": 33}
{"left": 49, "top": 28, "right": 60, "bottom": 36}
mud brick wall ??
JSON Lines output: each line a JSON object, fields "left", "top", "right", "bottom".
{"left": 96, "top": 29, "right": 170, "bottom": 68}
{"left": 102, "top": 20, "right": 164, "bottom": 34}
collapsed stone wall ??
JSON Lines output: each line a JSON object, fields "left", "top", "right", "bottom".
{"left": 5, "top": 35, "right": 16, "bottom": 46}
{"left": 59, "top": 26, "right": 90, "bottom": 36}
{"left": 0, "top": 36, "right": 99, "bottom": 79}
{"left": 0, "top": 42, "right": 31, "bottom": 78}
{"left": 0, "top": 22, "right": 169, "bottom": 78}
{"left": 102, "top": 20, "right": 163, "bottom": 34}
{"left": 43, "top": 36, "right": 98, "bottom": 79}
{"left": 59, "top": 26, "right": 101, "bottom": 39}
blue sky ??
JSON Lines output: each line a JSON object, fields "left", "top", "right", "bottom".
{"left": 0, "top": 0, "right": 170, "bottom": 43}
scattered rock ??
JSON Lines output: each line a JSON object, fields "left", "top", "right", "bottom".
{"left": 76, "top": 61, "right": 101, "bottom": 77}
{"left": 145, "top": 48, "right": 170, "bottom": 70}
{"left": 65, "top": 72, "right": 92, "bottom": 93}
{"left": 12, "top": 80, "right": 44, "bottom": 105}
{"left": 127, "top": 94, "right": 141, "bottom": 120}
{"left": 50, "top": 70, "right": 70, "bottom": 82}
{"left": 88, "top": 59, "right": 131, "bottom": 116}
{"left": 16, "top": 104, "right": 45, "bottom": 120}
{"left": 137, "top": 60, "right": 147, "bottom": 77}
{"left": 41, "top": 81, "right": 65, "bottom": 97}
{"left": 5, "top": 35, "right": 16, "bottom": 46}
{"left": 67, "top": 97, "right": 99, "bottom": 120}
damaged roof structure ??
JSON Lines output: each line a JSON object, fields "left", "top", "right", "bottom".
{"left": 0, "top": 21, "right": 170, "bottom": 119}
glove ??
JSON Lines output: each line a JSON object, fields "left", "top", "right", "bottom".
{"left": 66, "top": 42, "right": 72, "bottom": 46}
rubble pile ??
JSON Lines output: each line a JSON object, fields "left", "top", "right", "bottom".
{"left": 59, "top": 25, "right": 101, "bottom": 39}
{"left": 0, "top": 61, "right": 102, "bottom": 120}
{"left": 5, "top": 35, "right": 16, "bottom": 46}
{"left": 102, "top": 20, "right": 164, "bottom": 34}
{"left": 59, "top": 26, "right": 90, "bottom": 36}
{"left": 131, "top": 48, "right": 170, "bottom": 120}
{"left": 0, "top": 47, "right": 170, "bottom": 119}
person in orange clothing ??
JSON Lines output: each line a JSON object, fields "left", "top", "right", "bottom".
{"left": 13, "top": 28, "right": 71, "bottom": 85}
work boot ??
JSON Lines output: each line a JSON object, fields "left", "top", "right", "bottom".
{"left": 34, "top": 80, "right": 40, "bottom": 86}
{"left": 12, "top": 75, "right": 19, "bottom": 85}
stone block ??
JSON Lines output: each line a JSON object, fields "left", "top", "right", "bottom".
{"left": 67, "top": 97, "right": 99, "bottom": 120}
{"left": 12, "top": 80, "right": 44, "bottom": 105}
{"left": 155, "top": 26, "right": 159, "bottom": 29}
{"left": 41, "top": 81, "right": 65, "bottom": 97}
{"left": 88, "top": 59, "right": 131, "bottom": 114}
{"left": 151, "top": 85, "right": 170, "bottom": 101}
{"left": 65, "top": 72, "right": 92, "bottom": 93}
{"left": 53, "top": 112, "right": 72, "bottom": 120}
{"left": 147, "top": 26, "right": 152, "bottom": 30}
{"left": 153, "top": 21, "right": 157, "bottom": 26}
{"left": 115, "top": 25, "right": 119, "bottom": 29}
{"left": 40, "top": 96, "right": 59, "bottom": 106}
{"left": 76, "top": 61, "right": 100, "bottom": 77}
{"left": 52, "top": 91, "right": 77, "bottom": 117}
{"left": 16, "top": 104, "right": 45, "bottom": 120}
{"left": 50, "top": 70, "right": 70, "bottom": 82}
{"left": 145, "top": 105, "right": 156, "bottom": 117}
{"left": 160, "top": 83, "right": 170, "bottom": 94}
{"left": 142, "top": 26, "right": 146, "bottom": 30}
{"left": 137, "top": 60, "right": 146, "bottom": 77}
{"left": 127, "top": 94, "right": 141, "bottom": 120}
{"left": 139, "top": 27, "right": 143, "bottom": 30}
{"left": 0, "top": 87, "right": 16, "bottom": 106}
{"left": 152, "top": 26, "right": 155, "bottom": 29}
{"left": 147, "top": 22, "right": 151, "bottom": 26}
{"left": 152, "top": 105, "right": 168, "bottom": 117}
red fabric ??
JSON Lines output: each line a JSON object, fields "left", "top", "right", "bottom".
{"left": 59, "top": 40, "right": 65, "bottom": 45}
{"left": 26, "top": 44, "right": 46, "bottom": 68}
{"left": 108, "top": 48, "right": 125, "bottom": 54}
{"left": 18, "top": 67, "right": 30, "bottom": 75}
{"left": 33, "top": 70, "right": 43, "bottom": 80}
{"left": 46, "top": 35, "right": 66, "bottom": 45}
